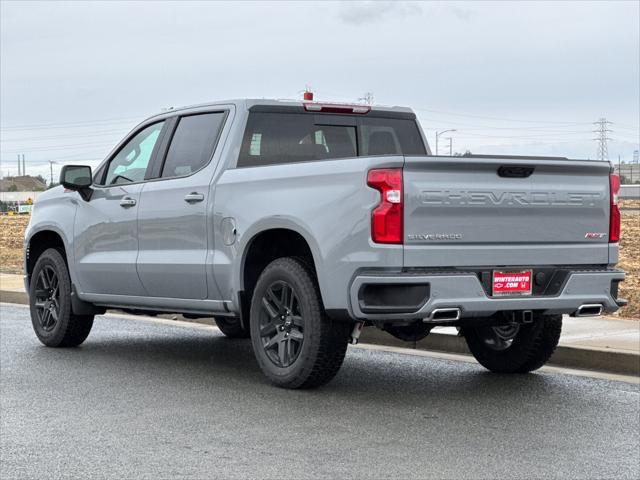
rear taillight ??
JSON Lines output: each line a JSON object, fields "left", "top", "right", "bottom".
{"left": 609, "top": 173, "right": 621, "bottom": 243}
{"left": 367, "top": 168, "right": 403, "bottom": 244}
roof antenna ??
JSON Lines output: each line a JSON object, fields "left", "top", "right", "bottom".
{"left": 358, "top": 92, "right": 374, "bottom": 105}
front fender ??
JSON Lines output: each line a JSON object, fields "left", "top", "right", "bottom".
{"left": 24, "top": 192, "right": 78, "bottom": 285}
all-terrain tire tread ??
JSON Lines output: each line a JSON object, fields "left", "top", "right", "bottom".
{"left": 30, "top": 248, "right": 94, "bottom": 348}
{"left": 515, "top": 315, "right": 562, "bottom": 372}
{"left": 463, "top": 314, "right": 562, "bottom": 374}
{"left": 251, "top": 257, "right": 350, "bottom": 389}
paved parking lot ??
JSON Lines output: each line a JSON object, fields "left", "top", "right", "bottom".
{"left": 1, "top": 303, "right": 639, "bottom": 479}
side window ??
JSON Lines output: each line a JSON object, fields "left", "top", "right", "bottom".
{"left": 161, "top": 112, "right": 226, "bottom": 178}
{"left": 104, "top": 122, "right": 164, "bottom": 185}
{"left": 237, "top": 113, "right": 356, "bottom": 167}
{"left": 360, "top": 118, "right": 426, "bottom": 156}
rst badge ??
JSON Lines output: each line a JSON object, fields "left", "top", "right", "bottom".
{"left": 585, "top": 232, "right": 607, "bottom": 239}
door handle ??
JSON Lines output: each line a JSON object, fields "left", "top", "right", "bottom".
{"left": 119, "top": 197, "right": 137, "bottom": 208}
{"left": 184, "top": 192, "right": 205, "bottom": 203}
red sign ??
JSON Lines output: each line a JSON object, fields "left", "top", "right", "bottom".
{"left": 492, "top": 270, "right": 532, "bottom": 296}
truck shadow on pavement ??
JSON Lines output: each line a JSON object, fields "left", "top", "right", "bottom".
{"left": 30, "top": 321, "right": 590, "bottom": 404}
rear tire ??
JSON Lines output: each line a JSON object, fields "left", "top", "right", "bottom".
{"left": 462, "top": 314, "right": 562, "bottom": 373}
{"left": 249, "top": 257, "right": 350, "bottom": 389}
{"left": 29, "top": 248, "right": 94, "bottom": 348}
{"left": 215, "top": 317, "right": 250, "bottom": 338}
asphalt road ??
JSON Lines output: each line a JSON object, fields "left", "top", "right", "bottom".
{"left": 1, "top": 304, "right": 639, "bottom": 479}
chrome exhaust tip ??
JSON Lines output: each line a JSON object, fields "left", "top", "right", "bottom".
{"left": 424, "top": 308, "right": 461, "bottom": 323}
{"left": 575, "top": 304, "right": 604, "bottom": 317}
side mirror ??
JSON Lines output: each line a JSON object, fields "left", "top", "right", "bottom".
{"left": 60, "top": 165, "right": 93, "bottom": 201}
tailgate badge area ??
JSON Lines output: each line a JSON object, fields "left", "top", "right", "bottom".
{"left": 585, "top": 232, "right": 607, "bottom": 239}
{"left": 407, "top": 233, "right": 463, "bottom": 241}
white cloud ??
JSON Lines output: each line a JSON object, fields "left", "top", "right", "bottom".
{"left": 337, "top": 1, "right": 422, "bottom": 25}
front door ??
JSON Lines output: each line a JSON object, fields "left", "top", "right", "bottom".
{"left": 73, "top": 121, "right": 166, "bottom": 296}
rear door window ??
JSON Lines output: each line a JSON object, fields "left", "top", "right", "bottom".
{"left": 161, "top": 112, "right": 226, "bottom": 178}
{"left": 237, "top": 111, "right": 425, "bottom": 167}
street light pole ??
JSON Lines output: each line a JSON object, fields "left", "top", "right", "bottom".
{"left": 435, "top": 129, "right": 457, "bottom": 155}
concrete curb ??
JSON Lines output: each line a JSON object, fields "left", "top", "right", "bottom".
{"left": 0, "top": 290, "right": 29, "bottom": 306}
{"left": 359, "top": 328, "right": 640, "bottom": 377}
{"left": 2, "top": 289, "right": 638, "bottom": 377}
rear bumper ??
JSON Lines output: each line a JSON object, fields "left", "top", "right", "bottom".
{"left": 349, "top": 269, "right": 625, "bottom": 321}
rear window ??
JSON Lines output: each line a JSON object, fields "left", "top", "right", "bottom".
{"left": 237, "top": 112, "right": 425, "bottom": 167}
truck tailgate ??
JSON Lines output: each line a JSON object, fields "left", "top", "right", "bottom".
{"left": 403, "top": 156, "right": 612, "bottom": 267}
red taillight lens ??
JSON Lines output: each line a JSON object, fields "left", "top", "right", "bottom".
{"left": 609, "top": 173, "right": 621, "bottom": 243}
{"left": 367, "top": 168, "right": 403, "bottom": 244}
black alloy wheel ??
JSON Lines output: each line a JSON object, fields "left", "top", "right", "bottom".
{"left": 477, "top": 323, "right": 521, "bottom": 351}
{"left": 33, "top": 265, "right": 61, "bottom": 332}
{"left": 29, "top": 248, "right": 94, "bottom": 347}
{"left": 249, "top": 257, "right": 351, "bottom": 389}
{"left": 258, "top": 280, "right": 305, "bottom": 367}
{"left": 462, "top": 314, "right": 562, "bottom": 373}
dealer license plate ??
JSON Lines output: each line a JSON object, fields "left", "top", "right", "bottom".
{"left": 492, "top": 270, "right": 532, "bottom": 296}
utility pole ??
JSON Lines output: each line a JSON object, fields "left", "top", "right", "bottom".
{"left": 435, "top": 129, "right": 456, "bottom": 155}
{"left": 17, "top": 154, "right": 21, "bottom": 176}
{"left": 593, "top": 118, "right": 612, "bottom": 161}
{"left": 22, "top": 154, "right": 26, "bottom": 176}
{"left": 448, "top": 137, "right": 453, "bottom": 156}
{"left": 618, "top": 155, "right": 621, "bottom": 178}
{"left": 48, "top": 161, "right": 59, "bottom": 186}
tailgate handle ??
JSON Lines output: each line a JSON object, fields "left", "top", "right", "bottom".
{"left": 497, "top": 165, "right": 535, "bottom": 178}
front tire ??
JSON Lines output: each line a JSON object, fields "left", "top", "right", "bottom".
{"left": 462, "top": 314, "right": 562, "bottom": 373}
{"left": 249, "top": 257, "right": 350, "bottom": 389}
{"left": 29, "top": 248, "right": 94, "bottom": 347}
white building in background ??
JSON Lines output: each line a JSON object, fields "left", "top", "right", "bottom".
{"left": 620, "top": 184, "right": 640, "bottom": 199}
{"left": 0, "top": 191, "right": 43, "bottom": 203}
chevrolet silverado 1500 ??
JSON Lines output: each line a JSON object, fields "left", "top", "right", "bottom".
{"left": 24, "top": 99, "right": 626, "bottom": 388}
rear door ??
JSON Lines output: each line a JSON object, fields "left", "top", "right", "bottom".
{"left": 136, "top": 110, "right": 229, "bottom": 300}
{"left": 403, "top": 156, "right": 612, "bottom": 267}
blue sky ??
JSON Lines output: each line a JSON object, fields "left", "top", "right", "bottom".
{"left": 1, "top": 1, "right": 638, "bottom": 180}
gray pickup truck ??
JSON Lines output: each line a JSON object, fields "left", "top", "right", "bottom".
{"left": 24, "top": 99, "right": 626, "bottom": 388}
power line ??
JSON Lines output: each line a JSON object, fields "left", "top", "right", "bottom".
{"left": 0, "top": 115, "right": 143, "bottom": 131}
{"left": 413, "top": 106, "right": 592, "bottom": 125}
{"left": 0, "top": 128, "right": 128, "bottom": 143}
{"left": 1, "top": 140, "right": 115, "bottom": 154}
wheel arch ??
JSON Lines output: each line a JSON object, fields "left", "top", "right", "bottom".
{"left": 235, "top": 222, "right": 325, "bottom": 327}
{"left": 26, "top": 228, "right": 103, "bottom": 316}
{"left": 25, "top": 228, "right": 70, "bottom": 284}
